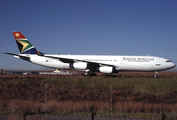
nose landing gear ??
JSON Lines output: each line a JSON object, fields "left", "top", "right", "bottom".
{"left": 154, "top": 71, "right": 158, "bottom": 78}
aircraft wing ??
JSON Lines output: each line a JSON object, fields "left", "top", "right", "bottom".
{"left": 3, "top": 52, "right": 31, "bottom": 62}
{"left": 44, "top": 55, "right": 116, "bottom": 67}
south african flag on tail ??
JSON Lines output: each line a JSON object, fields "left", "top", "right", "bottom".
{"left": 12, "top": 31, "right": 43, "bottom": 55}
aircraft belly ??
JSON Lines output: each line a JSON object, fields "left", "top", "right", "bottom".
{"left": 30, "top": 56, "right": 70, "bottom": 69}
{"left": 47, "top": 62, "right": 70, "bottom": 69}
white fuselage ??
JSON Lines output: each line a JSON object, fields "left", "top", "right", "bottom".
{"left": 9, "top": 31, "right": 175, "bottom": 74}
{"left": 22, "top": 54, "right": 176, "bottom": 72}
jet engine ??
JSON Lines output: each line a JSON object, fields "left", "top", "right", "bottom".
{"left": 70, "top": 62, "right": 88, "bottom": 70}
{"left": 96, "top": 66, "right": 119, "bottom": 73}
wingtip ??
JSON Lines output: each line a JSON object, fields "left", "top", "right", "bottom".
{"left": 2, "top": 52, "right": 16, "bottom": 56}
{"left": 2, "top": 52, "right": 7, "bottom": 54}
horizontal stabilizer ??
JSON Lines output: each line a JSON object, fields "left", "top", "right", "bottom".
{"left": 3, "top": 52, "right": 31, "bottom": 62}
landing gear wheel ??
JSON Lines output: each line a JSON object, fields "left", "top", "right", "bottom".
{"left": 84, "top": 72, "right": 90, "bottom": 76}
{"left": 82, "top": 69, "right": 96, "bottom": 76}
{"left": 82, "top": 72, "right": 90, "bottom": 76}
{"left": 154, "top": 71, "right": 158, "bottom": 78}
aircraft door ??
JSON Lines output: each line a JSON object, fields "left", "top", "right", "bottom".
{"left": 156, "top": 58, "right": 161, "bottom": 66}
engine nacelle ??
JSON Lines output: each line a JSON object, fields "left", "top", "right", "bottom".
{"left": 96, "top": 66, "right": 119, "bottom": 73}
{"left": 70, "top": 62, "right": 88, "bottom": 70}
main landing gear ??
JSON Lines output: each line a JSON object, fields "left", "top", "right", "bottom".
{"left": 82, "top": 69, "right": 97, "bottom": 76}
{"left": 154, "top": 71, "right": 158, "bottom": 78}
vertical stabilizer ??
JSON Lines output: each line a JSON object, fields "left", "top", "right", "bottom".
{"left": 12, "top": 31, "right": 43, "bottom": 55}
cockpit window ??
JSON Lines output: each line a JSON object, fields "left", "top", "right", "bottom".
{"left": 166, "top": 60, "right": 172, "bottom": 62}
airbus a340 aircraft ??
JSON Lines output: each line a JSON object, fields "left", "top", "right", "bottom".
{"left": 4, "top": 31, "right": 176, "bottom": 77}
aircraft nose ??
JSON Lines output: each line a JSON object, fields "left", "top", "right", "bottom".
{"left": 171, "top": 62, "right": 176, "bottom": 68}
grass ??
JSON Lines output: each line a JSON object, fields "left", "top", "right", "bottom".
{"left": 0, "top": 75, "right": 177, "bottom": 119}
{"left": 1, "top": 75, "right": 177, "bottom": 99}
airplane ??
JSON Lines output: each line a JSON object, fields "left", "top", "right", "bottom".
{"left": 4, "top": 31, "right": 176, "bottom": 77}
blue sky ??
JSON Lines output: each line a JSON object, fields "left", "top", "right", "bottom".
{"left": 0, "top": 0, "right": 177, "bottom": 70}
